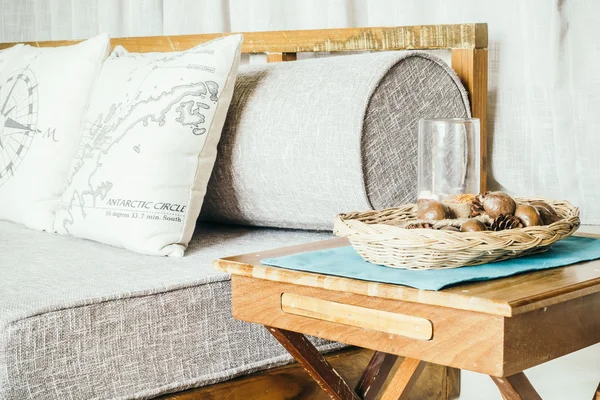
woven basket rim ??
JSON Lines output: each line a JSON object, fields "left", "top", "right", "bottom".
{"left": 333, "top": 197, "right": 581, "bottom": 270}
{"left": 335, "top": 197, "right": 579, "bottom": 237}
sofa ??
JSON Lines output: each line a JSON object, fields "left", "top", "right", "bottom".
{"left": 0, "top": 25, "right": 473, "bottom": 399}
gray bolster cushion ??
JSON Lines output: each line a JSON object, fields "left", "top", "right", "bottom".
{"left": 200, "top": 51, "right": 470, "bottom": 230}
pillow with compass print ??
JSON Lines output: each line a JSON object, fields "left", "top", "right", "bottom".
{"left": 0, "top": 35, "right": 110, "bottom": 231}
{"left": 55, "top": 35, "right": 243, "bottom": 256}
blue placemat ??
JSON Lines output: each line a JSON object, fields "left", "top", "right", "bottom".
{"left": 261, "top": 236, "right": 600, "bottom": 291}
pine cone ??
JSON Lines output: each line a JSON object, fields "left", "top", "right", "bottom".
{"left": 470, "top": 194, "right": 486, "bottom": 217}
{"left": 490, "top": 214, "right": 523, "bottom": 231}
{"left": 405, "top": 222, "right": 434, "bottom": 229}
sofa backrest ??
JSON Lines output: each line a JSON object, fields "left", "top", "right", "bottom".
{"left": 1, "top": 24, "right": 488, "bottom": 230}
{"left": 0, "top": 23, "right": 488, "bottom": 193}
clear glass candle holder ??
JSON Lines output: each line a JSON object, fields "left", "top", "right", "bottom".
{"left": 417, "top": 118, "right": 480, "bottom": 201}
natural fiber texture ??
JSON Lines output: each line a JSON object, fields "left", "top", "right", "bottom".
{"left": 0, "top": 221, "right": 338, "bottom": 400}
{"left": 334, "top": 198, "right": 580, "bottom": 270}
{"left": 200, "top": 51, "right": 469, "bottom": 230}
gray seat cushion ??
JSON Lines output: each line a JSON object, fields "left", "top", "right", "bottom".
{"left": 200, "top": 51, "right": 470, "bottom": 230}
{"left": 0, "top": 221, "right": 339, "bottom": 400}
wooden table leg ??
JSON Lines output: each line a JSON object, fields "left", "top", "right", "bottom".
{"left": 267, "top": 326, "right": 456, "bottom": 400}
{"left": 490, "top": 372, "right": 542, "bottom": 400}
{"left": 379, "top": 358, "right": 426, "bottom": 400}
{"left": 266, "top": 326, "right": 360, "bottom": 400}
{"left": 355, "top": 351, "right": 399, "bottom": 400}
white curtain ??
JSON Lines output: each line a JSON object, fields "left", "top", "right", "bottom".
{"left": 2, "top": 0, "right": 599, "bottom": 224}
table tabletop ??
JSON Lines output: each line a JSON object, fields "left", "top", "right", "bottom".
{"left": 213, "top": 233, "right": 600, "bottom": 317}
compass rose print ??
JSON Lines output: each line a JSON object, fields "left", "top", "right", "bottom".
{"left": 0, "top": 68, "right": 38, "bottom": 187}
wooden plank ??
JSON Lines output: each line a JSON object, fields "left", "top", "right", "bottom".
{"left": 233, "top": 276, "right": 505, "bottom": 376}
{"left": 445, "top": 367, "right": 461, "bottom": 400}
{"left": 281, "top": 293, "right": 433, "bottom": 340}
{"left": 236, "top": 276, "right": 600, "bottom": 377}
{"left": 158, "top": 348, "right": 460, "bottom": 400}
{"left": 214, "top": 234, "right": 600, "bottom": 317}
{"left": 355, "top": 352, "right": 398, "bottom": 400}
{"left": 380, "top": 358, "right": 426, "bottom": 400}
{"left": 451, "top": 48, "right": 488, "bottom": 192}
{"left": 266, "top": 327, "right": 360, "bottom": 400}
{"left": 0, "top": 24, "right": 487, "bottom": 52}
{"left": 502, "top": 291, "right": 600, "bottom": 376}
{"left": 266, "top": 52, "right": 297, "bottom": 62}
{"left": 214, "top": 239, "right": 513, "bottom": 317}
{"left": 448, "top": 258, "right": 600, "bottom": 316}
{"left": 490, "top": 373, "right": 542, "bottom": 400}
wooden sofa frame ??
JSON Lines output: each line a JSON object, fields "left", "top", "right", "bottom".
{"left": 1, "top": 23, "right": 488, "bottom": 399}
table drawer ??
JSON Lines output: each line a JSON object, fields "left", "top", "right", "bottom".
{"left": 231, "top": 275, "right": 506, "bottom": 376}
{"left": 281, "top": 292, "right": 433, "bottom": 341}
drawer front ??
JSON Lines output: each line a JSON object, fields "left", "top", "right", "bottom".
{"left": 231, "top": 275, "right": 505, "bottom": 376}
{"left": 281, "top": 292, "right": 433, "bottom": 341}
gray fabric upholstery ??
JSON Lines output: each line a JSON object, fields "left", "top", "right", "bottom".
{"left": 0, "top": 220, "right": 339, "bottom": 400}
{"left": 201, "top": 51, "right": 470, "bottom": 229}
{"left": 363, "top": 56, "right": 470, "bottom": 209}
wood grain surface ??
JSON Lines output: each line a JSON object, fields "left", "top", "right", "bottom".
{"left": 0, "top": 23, "right": 487, "bottom": 52}
{"left": 379, "top": 358, "right": 426, "bottom": 400}
{"left": 157, "top": 347, "right": 460, "bottom": 400}
{"left": 214, "top": 233, "right": 600, "bottom": 317}
{"left": 232, "top": 275, "right": 506, "bottom": 376}
{"left": 490, "top": 373, "right": 542, "bottom": 400}
{"left": 451, "top": 48, "right": 488, "bottom": 192}
{"left": 281, "top": 293, "right": 433, "bottom": 340}
{"left": 355, "top": 352, "right": 399, "bottom": 400}
{"left": 266, "top": 52, "right": 297, "bottom": 62}
{"left": 503, "top": 292, "right": 600, "bottom": 376}
{"left": 231, "top": 275, "right": 600, "bottom": 377}
{"left": 266, "top": 327, "right": 360, "bottom": 400}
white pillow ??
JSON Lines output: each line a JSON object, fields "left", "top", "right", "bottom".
{"left": 55, "top": 34, "right": 243, "bottom": 256}
{"left": 0, "top": 44, "right": 23, "bottom": 72}
{"left": 0, "top": 35, "right": 110, "bottom": 231}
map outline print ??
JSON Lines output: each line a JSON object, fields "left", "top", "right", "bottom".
{"left": 58, "top": 55, "right": 221, "bottom": 233}
{"left": 0, "top": 66, "right": 39, "bottom": 187}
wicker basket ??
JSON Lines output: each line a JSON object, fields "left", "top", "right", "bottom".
{"left": 333, "top": 197, "right": 580, "bottom": 270}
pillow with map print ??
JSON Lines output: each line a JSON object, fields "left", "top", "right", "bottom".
{"left": 55, "top": 34, "right": 243, "bottom": 256}
{"left": 0, "top": 35, "right": 110, "bottom": 231}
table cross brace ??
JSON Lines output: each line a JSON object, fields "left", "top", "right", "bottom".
{"left": 266, "top": 327, "right": 425, "bottom": 400}
{"left": 267, "top": 326, "right": 554, "bottom": 400}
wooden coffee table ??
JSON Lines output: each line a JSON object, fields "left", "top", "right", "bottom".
{"left": 214, "top": 236, "right": 600, "bottom": 400}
